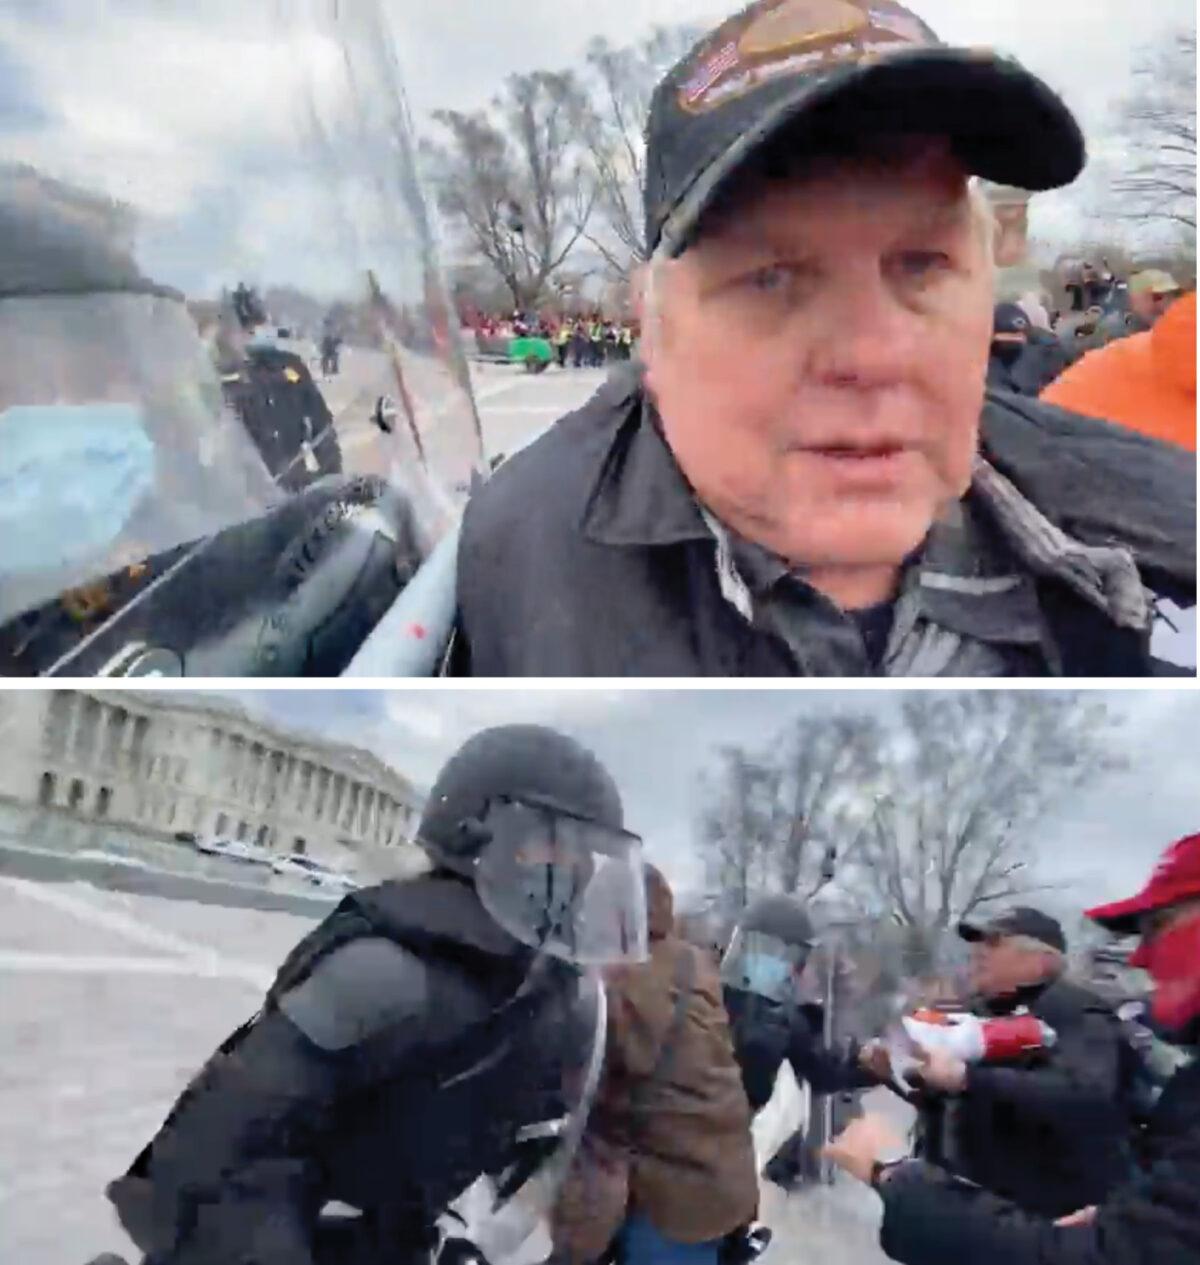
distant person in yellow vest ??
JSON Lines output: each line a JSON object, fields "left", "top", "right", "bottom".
{"left": 570, "top": 319, "right": 589, "bottom": 369}
{"left": 554, "top": 320, "right": 572, "bottom": 368}
{"left": 589, "top": 319, "right": 605, "bottom": 368}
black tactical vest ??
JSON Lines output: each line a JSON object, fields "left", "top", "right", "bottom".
{"left": 116, "top": 876, "right": 584, "bottom": 1259}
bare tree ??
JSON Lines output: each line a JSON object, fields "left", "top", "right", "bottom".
{"left": 696, "top": 745, "right": 775, "bottom": 911}
{"left": 1106, "top": 28, "right": 1196, "bottom": 236}
{"left": 768, "top": 713, "right": 886, "bottom": 894}
{"left": 695, "top": 711, "right": 884, "bottom": 913}
{"left": 696, "top": 694, "right": 1124, "bottom": 983}
{"left": 422, "top": 71, "right": 597, "bottom": 310}
{"left": 574, "top": 25, "right": 703, "bottom": 280}
{"left": 847, "top": 693, "right": 1124, "bottom": 966}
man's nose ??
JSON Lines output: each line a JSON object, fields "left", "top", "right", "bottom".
{"left": 806, "top": 269, "right": 922, "bottom": 386}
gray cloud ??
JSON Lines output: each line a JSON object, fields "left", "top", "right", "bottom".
{"left": 3, "top": 0, "right": 1190, "bottom": 304}
{"left": 397, "top": 0, "right": 1194, "bottom": 251}
{"left": 232, "top": 688, "right": 1195, "bottom": 914}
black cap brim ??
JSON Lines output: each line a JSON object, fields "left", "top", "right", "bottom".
{"left": 957, "top": 920, "right": 989, "bottom": 943}
{"left": 656, "top": 48, "right": 1086, "bottom": 258}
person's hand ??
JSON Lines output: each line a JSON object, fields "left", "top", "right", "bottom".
{"left": 914, "top": 1046, "right": 968, "bottom": 1094}
{"left": 1054, "top": 1206, "right": 1098, "bottom": 1228}
{"left": 858, "top": 1040, "right": 893, "bottom": 1082}
{"left": 822, "top": 1115, "right": 906, "bottom": 1186}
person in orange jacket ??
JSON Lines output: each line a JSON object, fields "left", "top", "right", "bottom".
{"left": 1040, "top": 290, "right": 1196, "bottom": 451}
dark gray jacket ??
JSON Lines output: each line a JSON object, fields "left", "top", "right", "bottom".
{"left": 723, "top": 987, "right": 874, "bottom": 1112}
{"left": 910, "top": 977, "right": 1134, "bottom": 1218}
{"left": 879, "top": 1057, "right": 1200, "bottom": 1265}
{"left": 453, "top": 366, "right": 1194, "bottom": 677}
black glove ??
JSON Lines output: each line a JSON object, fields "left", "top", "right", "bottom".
{"left": 718, "top": 1224, "right": 772, "bottom": 1265}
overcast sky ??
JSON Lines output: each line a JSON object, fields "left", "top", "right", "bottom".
{"left": 399, "top": 0, "right": 1191, "bottom": 134}
{"left": 397, "top": 0, "right": 1196, "bottom": 252}
{"left": 2, "top": 0, "right": 1192, "bottom": 302}
{"left": 229, "top": 687, "right": 1198, "bottom": 924}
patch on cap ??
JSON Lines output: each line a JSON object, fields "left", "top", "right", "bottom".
{"left": 678, "top": 0, "right": 938, "bottom": 114}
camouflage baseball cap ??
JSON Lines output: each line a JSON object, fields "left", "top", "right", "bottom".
{"left": 644, "top": 0, "right": 1086, "bottom": 257}
{"left": 1129, "top": 269, "right": 1182, "bottom": 297}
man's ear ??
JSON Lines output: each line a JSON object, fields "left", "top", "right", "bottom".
{"left": 631, "top": 261, "right": 650, "bottom": 331}
{"left": 631, "top": 261, "right": 659, "bottom": 387}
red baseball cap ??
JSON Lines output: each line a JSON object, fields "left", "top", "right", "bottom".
{"left": 1087, "top": 834, "right": 1200, "bottom": 935}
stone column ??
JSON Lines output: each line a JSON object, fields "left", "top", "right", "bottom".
{"left": 314, "top": 768, "right": 330, "bottom": 823}
{"left": 360, "top": 788, "right": 374, "bottom": 840}
{"left": 298, "top": 762, "right": 313, "bottom": 816}
{"left": 343, "top": 783, "right": 359, "bottom": 833}
{"left": 62, "top": 691, "right": 84, "bottom": 762}
{"left": 247, "top": 745, "right": 262, "bottom": 809}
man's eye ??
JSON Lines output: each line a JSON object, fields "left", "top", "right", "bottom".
{"left": 895, "top": 250, "right": 952, "bottom": 277}
{"left": 742, "top": 265, "right": 796, "bottom": 293}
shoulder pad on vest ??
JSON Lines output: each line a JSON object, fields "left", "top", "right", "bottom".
{"left": 278, "top": 936, "right": 428, "bottom": 1051}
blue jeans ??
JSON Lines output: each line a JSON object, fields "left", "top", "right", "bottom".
{"left": 618, "top": 1213, "right": 720, "bottom": 1265}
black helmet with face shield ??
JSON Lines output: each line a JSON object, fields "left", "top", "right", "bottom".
{"left": 418, "top": 725, "right": 648, "bottom": 967}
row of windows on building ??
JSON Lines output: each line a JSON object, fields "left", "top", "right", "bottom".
{"left": 38, "top": 770, "right": 310, "bottom": 854}
{"left": 39, "top": 695, "right": 418, "bottom": 853}
{"left": 38, "top": 772, "right": 111, "bottom": 819}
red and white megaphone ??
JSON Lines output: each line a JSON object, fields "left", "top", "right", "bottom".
{"left": 885, "top": 1008, "right": 1057, "bottom": 1092}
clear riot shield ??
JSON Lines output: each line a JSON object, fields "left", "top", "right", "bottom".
{"left": 439, "top": 969, "right": 608, "bottom": 1265}
{"left": 0, "top": 0, "right": 484, "bottom": 677}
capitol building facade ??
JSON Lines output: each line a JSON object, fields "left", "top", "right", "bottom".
{"left": 0, "top": 690, "right": 424, "bottom": 870}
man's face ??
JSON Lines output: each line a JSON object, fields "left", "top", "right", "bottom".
{"left": 641, "top": 142, "right": 993, "bottom": 589}
{"left": 1138, "top": 899, "right": 1200, "bottom": 951}
{"left": 968, "top": 935, "right": 1053, "bottom": 999}
{"left": 1130, "top": 288, "right": 1180, "bottom": 325}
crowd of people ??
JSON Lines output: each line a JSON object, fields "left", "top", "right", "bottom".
{"left": 986, "top": 267, "right": 1195, "bottom": 452}
{"left": 469, "top": 312, "right": 639, "bottom": 368}
{"left": 88, "top": 724, "right": 1200, "bottom": 1265}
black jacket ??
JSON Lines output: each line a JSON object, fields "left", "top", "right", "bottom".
{"left": 454, "top": 365, "right": 1194, "bottom": 677}
{"left": 222, "top": 346, "right": 343, "bottom": 493}
{"left": 910, "top": 977, "right": 1134, "bottom": 1218}
{"left": 723, "top": 987, "right": 875, "bottom": 1112}
{"left": 878, "top": 1056, "right": 1200, "bottom": 1265}
{"left": 987, "top": 332, "right": 1071, "bottom": 397}
{"left": 107, "top": 874, "right": 584, "bottom": 1265}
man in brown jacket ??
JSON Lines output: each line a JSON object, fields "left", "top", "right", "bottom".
{"left": 553, "top": 865, "right": 759, "bottom": 1265}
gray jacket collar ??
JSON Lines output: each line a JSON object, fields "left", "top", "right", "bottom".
{"left": 579, "top": 366, "right": 711, "bottom": 548}
{"left": 578, "top": 367, "right": 1149, "bottom": 636}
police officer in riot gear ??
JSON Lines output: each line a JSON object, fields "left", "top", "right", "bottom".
{"left": 215, "top": 284, "right": 345, "bottom": 493}
{"left": 720, "top": 894, "right": 879, "bottom": 1186}
{"left": 722, "top": 894, "right": 875, "bottom": 1111}
{"left": 0, "top": 166, "right": 447, "bottom": 678}
{"left": 100, "top": 726, "right": 648, "bottom": 1265}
